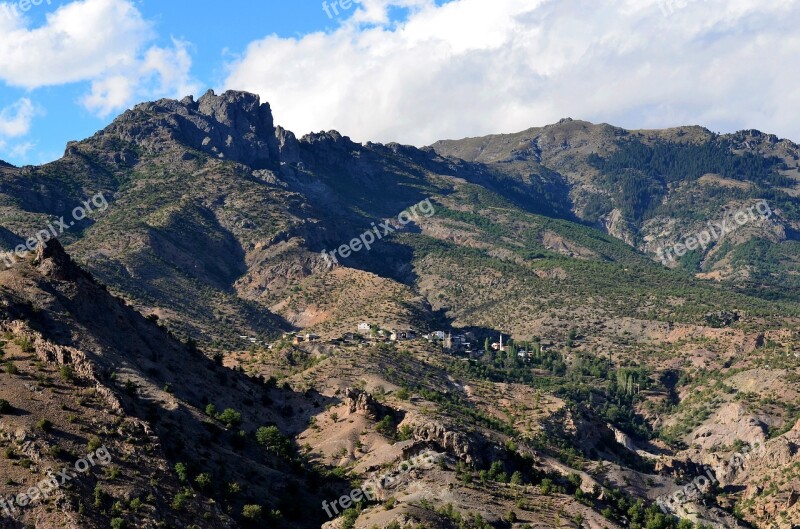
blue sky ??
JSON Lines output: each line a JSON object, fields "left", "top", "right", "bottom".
{"left": 0, "top": 0, "right": 365, "bottom": 164}
{"left": 1, "top": 0, "right": 799, "bottom": 166}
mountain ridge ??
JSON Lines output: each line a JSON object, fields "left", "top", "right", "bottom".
{"left": 2, "top": 90, "right": 800, "bottom": 529}
{"left": 1, "top": 90, "right": 799, "bottom": 345}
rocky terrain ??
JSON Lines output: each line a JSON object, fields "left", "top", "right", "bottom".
{"left": 1, "top": 90, "right": 799, "bottom": 528}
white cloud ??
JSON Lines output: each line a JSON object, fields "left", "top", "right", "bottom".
{"left": 0, "top": 98, "right": 38, "bottom": 137}
{"left": 0, "top": 0, "right": 199, "bottom": 117}
{"left": 7, "top": 140, "right": 35, "bottom": 158}
{"left": 224, "top": 0, "right": 800, "bottom": 145}
{"left": 0, "top": 98, "right": 40, "bottom": 162}
{"left": 82, "top": 39, "right": 200, "bottom": 117}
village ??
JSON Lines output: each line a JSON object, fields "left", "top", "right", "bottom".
{"left": 236, "top": 323, "right": 553, "bottom": 363}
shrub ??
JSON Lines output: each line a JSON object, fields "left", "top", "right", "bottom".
{"left": 171, "top": 490, "right": 190, "bottom": 510}
{"left": 175, "top": 462, "right": 188, "bottom": 483}
{"left": 194, "top": 472, "right": 212, "bottom": 491}
{"left": 0, "top": 399, "right": 11, "bottom": 414}
{"left": 375, "top": 415, "right": 396, "bottom": 438}
{"left": 255, "top": 426, "right": 292, "bottom": 458}
{"left": 94, "top": 484, "right": 108, "bottom": 508}
{"left": 36, "top": 418, "right": 53, "bottom": 431}
{"left": 14, "top": 337, "right": 34, "bottom": 353}
{"left": 242, "top": 504, "right": 263, "bottom": 521}
{"left": 59, "top": 365, "right": 75, "bottom": 383}
{"left": 397, "top": 424, "right": 414, "bottom": 441}
{"left": 217, "top": 408, "right": 242, "bottom": 428}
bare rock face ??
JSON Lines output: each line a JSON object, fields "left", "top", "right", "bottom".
{"left": 344, "top": 387, "right": 383, "bottom": 421}
{"left": 193, "top": 89, "right": 279, "bottom": 166}
{"left": 409, "top": 421, "right": 476, "bottom": 465}
{"left": 603, "top": 208, "right": 635, "bottom": 245}
{"left": 276, "top": 125, "right": 301, "bottom": 164}
{"left": 107, "top": 90, "right": 281, "bottom": 168}
{"left": 34, "top": 238, "right": 83, "bottom": 280}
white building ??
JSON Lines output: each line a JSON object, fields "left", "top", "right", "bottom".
{"left": 491, "top": 334, "right": 506, "bottom": 352}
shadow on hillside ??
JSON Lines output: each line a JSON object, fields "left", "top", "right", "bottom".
{"left": 7, "top": 250, "right": 345, "bottom": 528}
{"left": 0, "top": 226, "right": 24, "bottom": 252}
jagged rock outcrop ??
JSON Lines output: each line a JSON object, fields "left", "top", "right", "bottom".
{"left": 344, "top": 387, "right": 385, "bottom": 421}
{"left": 106, "top": 89, "right": 280, "bottom": 167}
{"left": 276, "top": 125, "right": 301, "bottom": 164}
{"left": 409, "top": 421, "right": 477, "bottom": 465}
{"left": 34, "top": 238, "right": 84, "bottom": 280}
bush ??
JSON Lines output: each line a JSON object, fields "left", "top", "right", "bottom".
{"left": 194, "top": 472, "right": 212, "bottom": 491}
{"left": 171, "top": 490, "right": 190, "bottom": 510}
{"left": 175, "top": 462, "right": 188, "bottom": 483}
{"left": 87, "top": 437, "right": 103, "bottom": 452}
{"left": 255, "top": 426, "right": 292, "bottom": 458}
{"left": 36, "top": 418, "right": 52, "bottom": 431}
{"left": 59, "top": 365, "right": 75, "bottom": 383}
{"left": 14, "top": 337, "right": 34, "bottom": 353}
{"left": 375, "top": 415, "right": 396, "bottom": 438}
{"left": 217, "top": 408, "right": 242, "bottom": 428}
{"left": 0, "top": 399, "right": 11, "bottom": 414}
{"left": 242, "top": 504, "right": 263, "bottom": 521}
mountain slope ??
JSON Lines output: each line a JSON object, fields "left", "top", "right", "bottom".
{"left": 0, "top": 241, "right": 339, "bottom": 528}
{"left": 432, "top": 120, "right": 800, "bottom": 291}
{"left": 2, "top": 91, "right": 800, "bottom": 528}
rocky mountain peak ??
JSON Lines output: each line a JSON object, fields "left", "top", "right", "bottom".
{"left": 34, "top": 238, "right": 84, "bottom": 280}
{"left": 101, "top": 89, "right": 281, "bottom": 169}
{"left": 194, "top": 89, "right": 275, "bottom": 138}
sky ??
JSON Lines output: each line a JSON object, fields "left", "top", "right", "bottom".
{"left": 0, "top": 0, "right": 799, "bottom": 166}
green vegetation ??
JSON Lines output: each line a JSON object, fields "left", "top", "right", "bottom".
{"left": 588, "top": 137, "right": 790, "bottom": 222}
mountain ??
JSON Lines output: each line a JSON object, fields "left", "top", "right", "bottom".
{"left": 2, "top": 90, "right": 800, "bottom": 529}
{"left": 0, "top": 240, "right": 345, "bottom": 528}
{"left": 433, "top": 119, "right": 800, "bottom": 293}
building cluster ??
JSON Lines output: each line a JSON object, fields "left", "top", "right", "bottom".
{"left": 238, "top": 335, "right": 270, "bottom": 347}
{"left": 240, "top": 325, "right": 551, "bottom": 361}
{"left": 354, "top": 323, "right": 417, "bottom": 342}
{"left": 350, "top": 323, "right": 482, "bottom": 352}
{"left": 283, "top": 331, "right": 321, "bottom": 345}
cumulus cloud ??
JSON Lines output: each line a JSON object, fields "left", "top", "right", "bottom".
{"left": 7, "top": 140, "right": 35, "bottom": 159}
{"left": 0, "top": 98, "right": 40, "bottom": 161}
{"left": 0, "top": 98, "right": 38, "bottom": 137}
{"left": 224, "top": 0, "right": 800, "bottom": 145}
{"left": 82, "top": 38, "right": 200, "bottom": 117}
{"left": 0, "top": 0, "right": 200, "bottom": 117}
